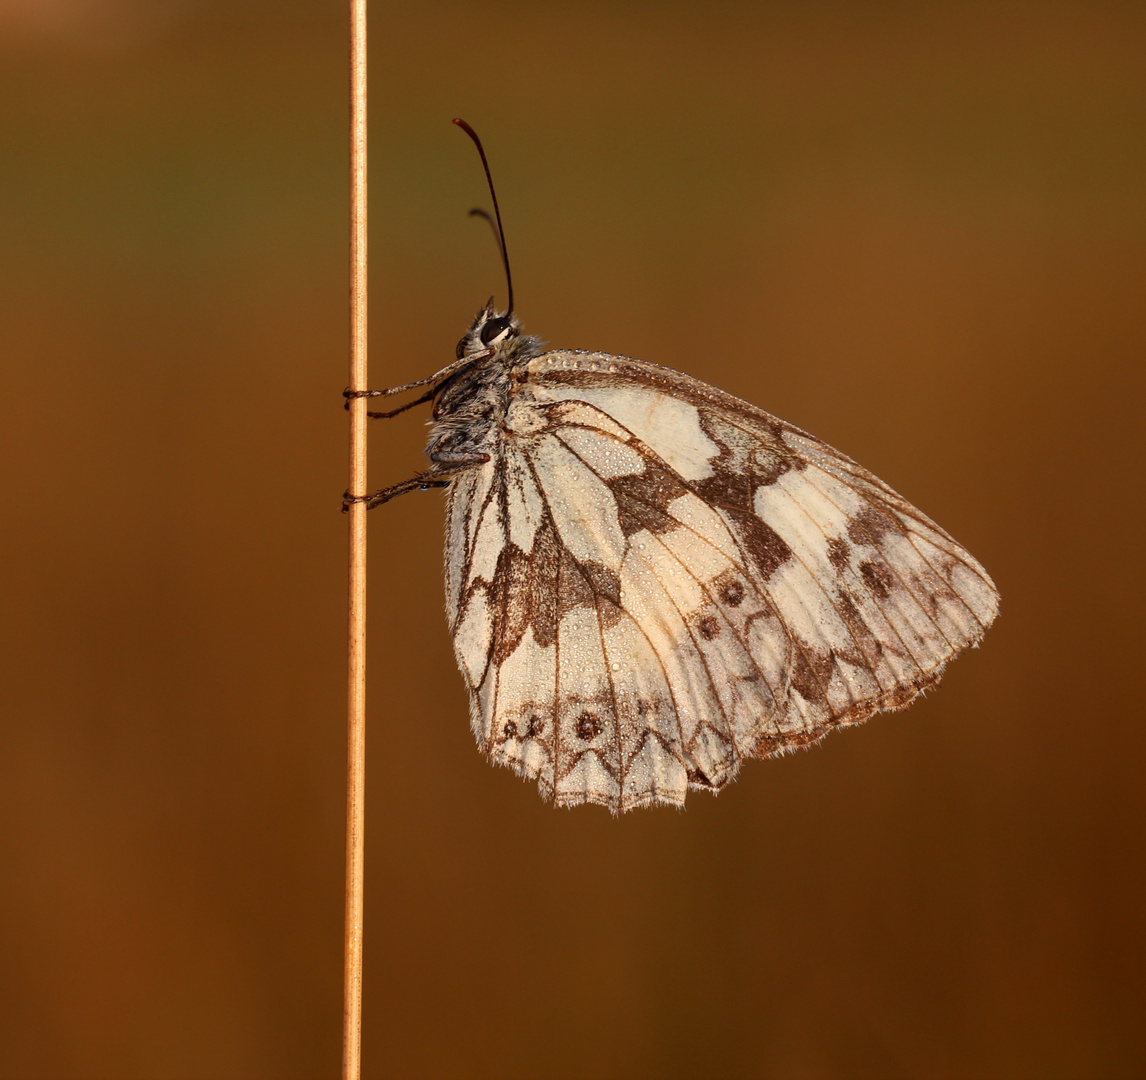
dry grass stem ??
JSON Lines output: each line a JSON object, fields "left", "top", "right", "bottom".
{"left": 344, "top": 1, "right": 368, "bottom": 1077}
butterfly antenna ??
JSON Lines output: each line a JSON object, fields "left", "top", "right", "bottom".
{"left": 467, "top": 207, "right": 505, "bottom": 275}
{"left": 453, "top": 118, "right": 514, "bottom": 316}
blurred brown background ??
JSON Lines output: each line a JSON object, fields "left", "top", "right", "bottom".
{"left": 1, "top": 1, "right": 1143, "bottom": 1077}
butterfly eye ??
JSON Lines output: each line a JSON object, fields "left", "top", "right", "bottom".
{"left": 479, "top": 317, "right": 512, "bottom": 346}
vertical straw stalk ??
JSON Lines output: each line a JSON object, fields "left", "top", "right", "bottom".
{"left": 344, "top": 0, "right": 368, "bottom": 1077}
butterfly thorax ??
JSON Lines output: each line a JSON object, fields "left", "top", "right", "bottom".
{"left": 425, "top": 304, "right": 543, "bottom": 466}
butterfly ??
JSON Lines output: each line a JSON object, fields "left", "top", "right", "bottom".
{"left": 347, "top": 121, "right": 999, "bottom": 813}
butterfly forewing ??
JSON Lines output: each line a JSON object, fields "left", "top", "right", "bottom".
{"left": 442, "top": 348, "right": 998, "bottom": 812}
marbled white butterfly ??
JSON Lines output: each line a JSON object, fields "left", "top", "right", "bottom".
{"left": 347, "top": 120, "right": 999, "bottom": 813}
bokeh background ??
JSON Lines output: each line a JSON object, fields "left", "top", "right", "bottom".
{"left": 1, "top": 1, "right": 1143, "bottom": 1077}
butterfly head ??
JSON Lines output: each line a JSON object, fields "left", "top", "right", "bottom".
{"left": 456, "top": 298, "right": 536, "bottom": 361}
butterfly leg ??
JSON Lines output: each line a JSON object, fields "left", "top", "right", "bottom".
{"left": 351, "top": 385, "right": 438, "bottom": 420}
{"left": 343, "top": 384, "right": 436, "bottom": 419}
{"left": 343, "top": 373, "right": 440, "bottom": 406}
{"left": 341, "top": 348, "right": 493, "bottom": 416}
{"left": 342, "top": 453, "right": 490, "bottom": 512}
{"left": 342, "top": 475, "right": 450, "bottom": 511}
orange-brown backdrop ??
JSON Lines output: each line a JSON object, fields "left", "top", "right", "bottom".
{"left": 1, "top": 2, "right": 1143, "bottom": 1078}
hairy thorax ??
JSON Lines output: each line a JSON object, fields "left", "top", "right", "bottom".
{"left": 426, "top": 340, "right": 540, "bottom": 466}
